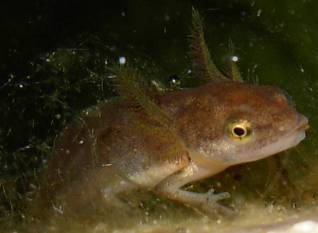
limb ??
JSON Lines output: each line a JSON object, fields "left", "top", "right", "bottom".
{"left": 154, "top": 162, "right": 231, "bottom": 215}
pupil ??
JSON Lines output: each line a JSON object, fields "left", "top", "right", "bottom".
{"left": 233, "top": 127, "right": 245, "bottom": 137}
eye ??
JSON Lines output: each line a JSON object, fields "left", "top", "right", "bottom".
{"left": 232, "top": 126, "right": 247, "bottom": 137}
{"left": 227, "top": 120, "right": 252, "bottom": 140}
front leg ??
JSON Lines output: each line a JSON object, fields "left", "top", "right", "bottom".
{"left": 154, "top": 162, "right": 231, "bottom": 215}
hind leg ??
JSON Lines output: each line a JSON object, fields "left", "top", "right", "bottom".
{"left": 100, "top": 173, "right": 138, "bottom": 209}
{"left": 56, "top": 166, "right": 138, "bottom": 214}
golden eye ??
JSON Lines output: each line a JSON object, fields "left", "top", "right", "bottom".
{"left": 228, "top": 120, "right": 252, "bottom": 140}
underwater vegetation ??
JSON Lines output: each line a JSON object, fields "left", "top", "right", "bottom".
{"left": 0, "top": 1, "right": 318, "bottom": 232}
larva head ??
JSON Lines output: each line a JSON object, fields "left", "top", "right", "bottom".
{"left": 173, "top": 81, "right": 309, "bottom": 166}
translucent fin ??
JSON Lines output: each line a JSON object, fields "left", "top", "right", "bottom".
{"left": 230, "top": 60, "right": 243, "bottom": 82}
{"left": 112, "top": 65, "right": 186, "bottom": 161}
{"left": 189, "top": 8, "right": 227, "bottom": 82}
{"left": 228, "top": 39, "right": 243, "bottom": 82}
{"left": 112, "top": 65, "right": 173, "bottom": 129}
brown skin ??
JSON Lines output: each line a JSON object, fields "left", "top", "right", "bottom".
{"left": 38, "top": 81, "right": 308, "bottom": 216}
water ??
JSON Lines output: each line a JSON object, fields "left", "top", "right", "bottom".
{"left": 1, "top": 0, "right": 318, "bottom": 232}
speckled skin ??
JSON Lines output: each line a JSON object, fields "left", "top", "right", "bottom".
{"left": 40, "top": 81, "right": 308, "bottom": 215}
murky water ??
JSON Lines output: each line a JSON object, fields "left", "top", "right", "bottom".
{"left": 1, "top": 1, "right": 318, "bottom": 232}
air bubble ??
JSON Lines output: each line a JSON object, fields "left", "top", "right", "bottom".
{"left": 300, "top": 67, "right": 305, "bottom": 73}
{"left": 119, "top": 56, "right": 126, "bottom": 65}
{"left": 231, "top": 56, "right": 239, "bottom": 62}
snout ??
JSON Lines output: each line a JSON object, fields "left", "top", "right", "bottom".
{"left": 296, "top": 114, "right": 309, "bottom": 131}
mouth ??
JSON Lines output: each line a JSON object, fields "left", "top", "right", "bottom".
{"left": 287, "top": 114, "right": 309, "bottom": 144}
{"left": 246, "top": 115, "right": 309, "bottom": 163}
{"left": 292, "top": 115, "right": 309, "bottom": 141}
{"left": 294, "top": 115, "right": 310, "bottom": 132}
